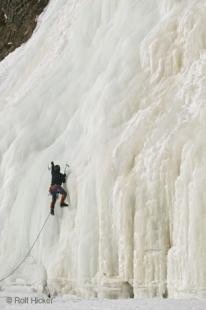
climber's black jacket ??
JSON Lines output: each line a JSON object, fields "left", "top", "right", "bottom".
{"left": 51, "top": 163, "right": 66, "bottom": 186}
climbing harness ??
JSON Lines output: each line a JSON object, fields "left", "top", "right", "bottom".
{"left": 0, "top": 212, "right": 51, "bottom": 283}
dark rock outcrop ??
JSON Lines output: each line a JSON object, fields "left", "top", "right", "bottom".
{"left": 0, "top": 0, "right": 49, "bottom": 61}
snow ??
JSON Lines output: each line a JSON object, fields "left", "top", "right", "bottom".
{"left": 0, "top": 0, "right": 206, "bottom": 300}
{"left": 1, "top": 287, "right": 206, "bottom": 310}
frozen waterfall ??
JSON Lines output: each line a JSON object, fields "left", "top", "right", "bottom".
{"left": 0, "top": 0, "right": 206, "bottom": 298}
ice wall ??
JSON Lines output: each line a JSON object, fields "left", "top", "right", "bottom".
{"left": 0, "top": 0, "right": 206, "bottom": 298}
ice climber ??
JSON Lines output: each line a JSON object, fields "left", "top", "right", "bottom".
{"left": 49, "top": 161, "right": 68, "bottom": 215}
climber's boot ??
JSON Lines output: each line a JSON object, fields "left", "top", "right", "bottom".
{"left": 50, "top": 200, "right": 55, "bottom": 215}
{"left": 60, "top": 202, "right": 68, "bottom": 207}
{"left": 50, "top": 207, "right": 55, "bottom": 215}
{"left": 60, "top": 194, "right": 68, "bottom": 207}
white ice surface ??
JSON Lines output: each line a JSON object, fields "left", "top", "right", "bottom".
{"left": 0, "top": 0, "right": 206, "bottom": 299}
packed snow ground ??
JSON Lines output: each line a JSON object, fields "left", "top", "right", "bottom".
{"left": 1, "top": 0, "right": 206, "bottom": 300}
{"left": 1, "top": 286, "right": 206, "bottom": 310}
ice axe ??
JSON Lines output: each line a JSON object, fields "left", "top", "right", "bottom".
{"left": 64, "top": 163, "right": 70, "bottom": 174}
{"left": 48, "top": 162, "right": 70, "bottom": 173}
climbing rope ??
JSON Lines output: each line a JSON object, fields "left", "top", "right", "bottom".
{"left": 0, "top": 212, "right": 51, "bottom": 283}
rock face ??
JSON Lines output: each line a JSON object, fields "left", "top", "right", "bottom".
{"left": 0, "top": 0, "right": 49, "bottom": 61}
